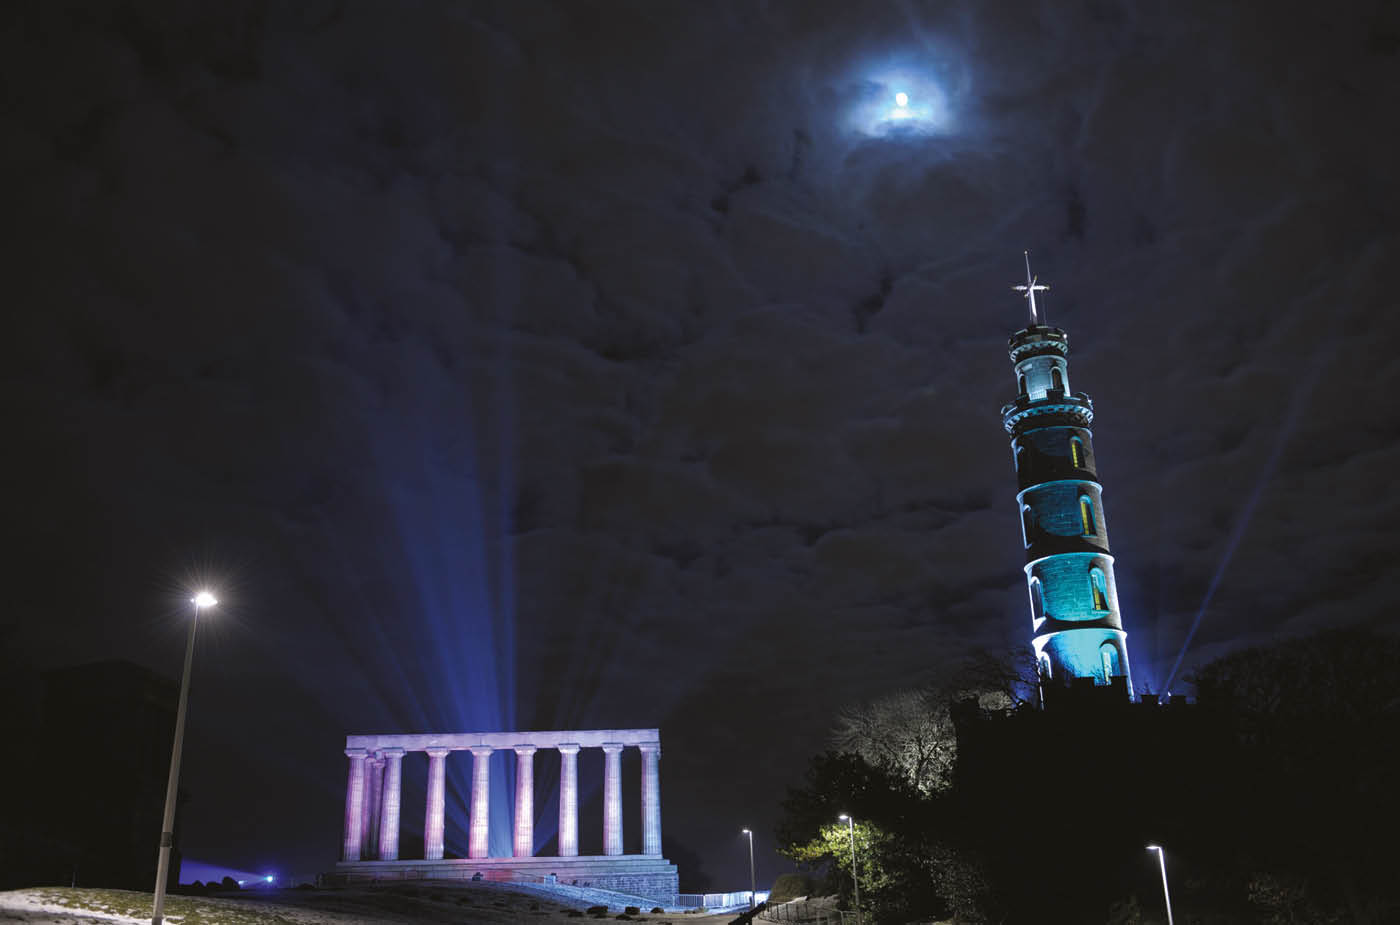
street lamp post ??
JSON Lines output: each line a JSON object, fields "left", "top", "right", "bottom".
{"left": 1146, "top": 845, "right": 1175, "bottom": 925}
{"left": 741, "top": 829, "right": 756, "bottom": 909}
{"left": 151, "top": 591, "right": 216, "bottom": 925}
{"left": 838, "top": 814, "right": 861, "bottom": 925}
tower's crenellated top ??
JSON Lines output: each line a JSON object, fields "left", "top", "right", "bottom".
{"left": 1008, "top": 324, "right": 1068, "bottom": 362}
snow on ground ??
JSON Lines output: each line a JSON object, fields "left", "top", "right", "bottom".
{"left": 0, "top": 885, "right": 737, "bottom": 925}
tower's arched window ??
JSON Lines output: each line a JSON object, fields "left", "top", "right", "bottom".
{"left": 1070, "top": 436, "right": 1085, "bottom": 469}
{"left": 1029, "top": 578, "right": 1045, "bottom": 626}
{"left": 1100, "top": 642, "right": 1121, "bottom": 680}
{"left": 1079, "top": 496, "right": 1096, "bottom": 535}
{"left": 1021, "top": 505, "right": 1034, "bottom": 547}
{"left": 1051, "top": 366, "right": 1065, "bottom": 392}
{"left": 1018, "top": 373, "right": 1028, "bottom": 397}
{"left": 1038, "top": 652, "right": 1053, "bottom": 680}
{"left": 1090, "top": 568, "right": 1109, "bottom": 611}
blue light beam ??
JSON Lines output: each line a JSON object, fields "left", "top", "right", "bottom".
{"left": 1162, "top": 342, "right": 1335, "bottom": 691}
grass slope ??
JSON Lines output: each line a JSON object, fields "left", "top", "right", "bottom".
{"left": 1, "top": 884, "right": 731, "bottom": 925}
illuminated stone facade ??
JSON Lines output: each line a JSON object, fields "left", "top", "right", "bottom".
{"left": 333, "top": 728, "right": 677, "bottom": 903}
{"left": 1002, "top": 324, "right": 1134, "bottom": 693}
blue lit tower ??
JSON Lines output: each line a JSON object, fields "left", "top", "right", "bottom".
{"left": 1001, "top": 256, "right": 1133, "bottom": 694}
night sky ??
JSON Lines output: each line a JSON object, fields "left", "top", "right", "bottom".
{"left": 6, "top": 0, "right": 1399, "bottom": 894}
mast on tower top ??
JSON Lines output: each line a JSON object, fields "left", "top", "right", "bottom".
{"left": 1013, "top": 250, "right": 1049, "bottom": 325}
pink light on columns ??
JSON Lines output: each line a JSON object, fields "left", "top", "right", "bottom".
{"left": 557, "top": 744, "right": 580, "bottom": 857}
{"left": 377, "top": 748, "right": 405, "bottom": 860}
{"left": 639, "top": 742, "right": 662, "bottom": 857}
{"left": 469, "top": 746, "right": 493, "bottom": 859}
{"left": 512, "top": 745, "right": 537, "bottom": 857}
{"left": 342, "top": 748, "right": 368, "bottom": 861}
{"left": 340, "top": 730, "right": 667, "bottom": 870}
{"left": 602, "top": 743, "right": 624, "bottom": 856}
{"left": 423, "top": 748, "right": 450, "bottom": 861}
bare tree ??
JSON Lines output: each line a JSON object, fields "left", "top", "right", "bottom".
{"left": 831, "top": 687, "right": 956, "bottom": 794}
{"left": 954, "top": 645, "right": 1040, "bottom": 711}
{"left": 830, "top": 646, "right": 1039, "bottom": 794}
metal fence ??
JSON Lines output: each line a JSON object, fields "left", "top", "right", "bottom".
{"left": 759, "top": 899, "right": 855, "bottom": 925}
{"left": 676, "top": 890, "right": 769, "bottom": 909}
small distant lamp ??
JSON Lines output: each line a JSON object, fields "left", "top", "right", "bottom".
{"left": 838, "top": 815, "right": 861, "bottom": 925}
{"left": 741, "top": 829, "right": 756, "bottom": 909}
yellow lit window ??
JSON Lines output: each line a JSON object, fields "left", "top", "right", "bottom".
{"left": 1090, "top": 569, "right": 1108, "bottom": 610}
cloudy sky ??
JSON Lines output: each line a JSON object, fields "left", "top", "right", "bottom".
{"left": 5, "top": 0, "right": 1398, "bottom": 891}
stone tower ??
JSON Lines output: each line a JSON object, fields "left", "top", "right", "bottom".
{"left": 1001, "top": 267, "right": 1133, "bottom": 694}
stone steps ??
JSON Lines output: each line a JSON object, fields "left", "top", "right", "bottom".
{"left": 329, "top": 855, "right": 679, "bottom": 905}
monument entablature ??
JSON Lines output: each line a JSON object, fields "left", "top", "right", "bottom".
{"left": 345, "top": 728, "right": 660, "bottom": 752}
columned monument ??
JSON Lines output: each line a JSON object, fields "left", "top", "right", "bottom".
{"left": 332, "top": 728, "right": 677, "bottom": 903}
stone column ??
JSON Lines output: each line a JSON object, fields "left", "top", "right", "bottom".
{"left": 557, "top": 744, "right": 580, "bottom": 857}
{"left": 366, "top": 755, "right": 385, "bottom": 859}
{"left": 602, "top": 743, "right": 624, "bottom": 856}
{"left": 342, "top": 748, "right": 368, "bottom": 861}
{"left": 513, "top": 745, "right": 537, "bottom": 857}
{"left": 378, "top": 748, "right": 405, "bottom": 860}
{"left": 359, "top": 755, "right": 376, "bottom": 856}
{"left": 469, "top": 746, "right": 493, "bottom": 859}
{"left": 639, "top": 742, "right": 662, "bottom": 857}
{"left": 424, "top": 748, "right": 450, "bottom": 861}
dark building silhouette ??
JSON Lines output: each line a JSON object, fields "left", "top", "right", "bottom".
{"left": 949, "top": 683, "right": 1239, "bottom": 922}
{"left": 1, "top": 660, "right": 185, "bottom": 890}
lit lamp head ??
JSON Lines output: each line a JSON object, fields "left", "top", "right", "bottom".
{"left": 1146, "top": 844, "right": 1162, "bottom": 852}
{"left": 192, "top": 591, "right": 218, "bottom": 609}
{"left": 838, "top": 813, "right": 850, "bottom": 821}
{"left": 742, "top": 828, "right": 751, "bottom": 835}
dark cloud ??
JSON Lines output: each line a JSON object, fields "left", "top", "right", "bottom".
{"left": 5, "top": 0, "right": 1398, "bottom": 891}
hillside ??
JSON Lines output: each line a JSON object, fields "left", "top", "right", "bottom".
{"left": 0, "top": 884, "right": 735, "bottom": 925}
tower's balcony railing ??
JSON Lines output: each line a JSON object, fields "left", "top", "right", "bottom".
{"left": 1001, "top": 390, "right": 1094, "bottom": 432}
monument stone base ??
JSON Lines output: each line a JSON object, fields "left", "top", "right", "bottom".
{"left": 328, "top": 855, "right": 679, "bottom": 904}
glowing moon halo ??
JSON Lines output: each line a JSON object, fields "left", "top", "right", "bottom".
{"left": 842, "top": 63, "right": 956, "bottom": 137}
